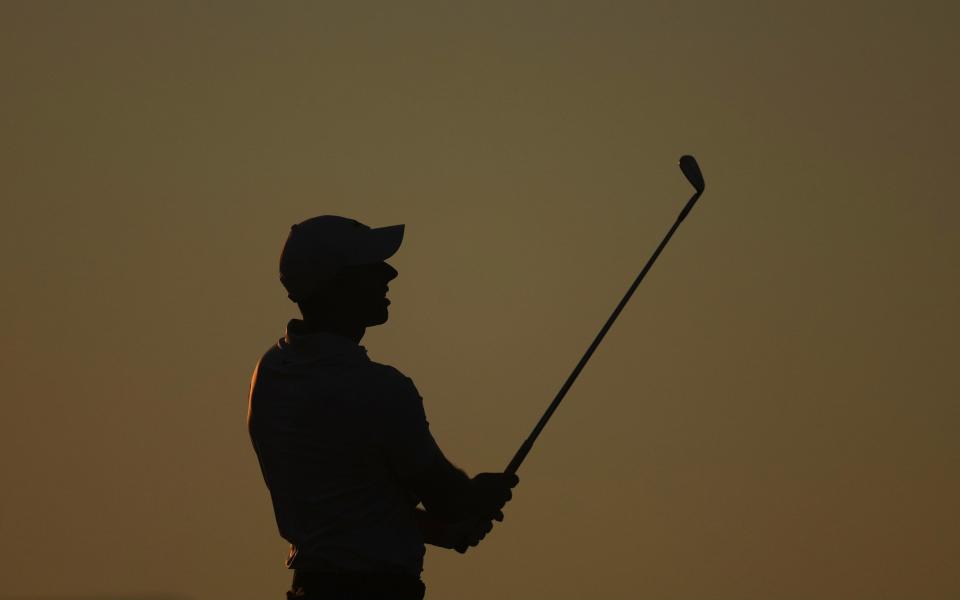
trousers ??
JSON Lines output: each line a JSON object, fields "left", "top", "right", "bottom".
{"left": 287, "top": 568, "right": 426, "bottom": 600}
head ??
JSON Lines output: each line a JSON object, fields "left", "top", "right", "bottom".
{"left": 296, "top": 261, "right": 398, "bottom": 327}
{"left": 278, "top": 216, "right": 405, "bottom": 334}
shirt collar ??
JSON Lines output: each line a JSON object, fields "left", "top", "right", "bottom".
{"left": 279, "top": 319, "right": 370, "bottom": 363}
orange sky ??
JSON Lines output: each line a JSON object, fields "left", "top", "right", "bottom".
{"left": 1, "top": 2, "right": 958, "bottom": 599}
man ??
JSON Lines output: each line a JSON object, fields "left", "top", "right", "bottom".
{"left": 248, "top": 215, "right": 519, "bottom": 599}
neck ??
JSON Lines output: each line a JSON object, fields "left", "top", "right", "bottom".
{"left": 298, "top": 315, "right": 366, "bottom": 343}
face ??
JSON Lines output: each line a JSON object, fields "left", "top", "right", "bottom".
{"left": 327, "top": 261, "right": 399, "bottom": 326}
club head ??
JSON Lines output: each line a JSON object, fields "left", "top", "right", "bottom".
{"left": 679, "top": 155, "right": 705, "bottom": 194}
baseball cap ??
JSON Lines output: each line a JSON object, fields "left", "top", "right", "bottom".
{"left": 279, "top": 215, "right": 404, "bottom": 302}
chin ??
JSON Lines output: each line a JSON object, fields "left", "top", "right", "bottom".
{"left": 366, "top": 309, "right": 389, "bottom": 326}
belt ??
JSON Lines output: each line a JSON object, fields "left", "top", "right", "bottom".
{"left": 289, "top": 569, "right": 426, "bottom": 600}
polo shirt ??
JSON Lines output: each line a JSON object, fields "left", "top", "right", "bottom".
{"left": 247, "top": 319, "right": 445, "bottom": 576}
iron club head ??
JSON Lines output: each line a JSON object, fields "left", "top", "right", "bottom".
{"left": 679, "top": 155, "right": 705, "bottom": 194}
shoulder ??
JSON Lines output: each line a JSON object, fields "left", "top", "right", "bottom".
{"left": 364, "top": 363, "right": 433, "bottom": 440}
{"left": 359, "top": 362, "right": 427, "bottom": 425}
{"left": 247, "top": 342, "right": 284, "bottom": 401}
{"left": 363, "top": 361, "right": 421, "bottom": 399}
{"left": 258, "top": 340, "right": 283, "bottom": 364}
{"left": 250, "top": 341, "right": 283, "bottom": 378}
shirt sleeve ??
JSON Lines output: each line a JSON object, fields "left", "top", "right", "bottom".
{"left": 378, "top": 374, "right": 447, "bottom": 481}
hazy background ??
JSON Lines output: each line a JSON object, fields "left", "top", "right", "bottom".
{"left": 2, "top": 2, "right": 957, "bottom": 599}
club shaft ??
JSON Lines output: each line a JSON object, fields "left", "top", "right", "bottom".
{"left": 505, "top": 190, "right": 703, "bottom": 475}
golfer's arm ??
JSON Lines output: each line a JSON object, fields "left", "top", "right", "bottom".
{"left": 414, "top": 507, "right": 454, "bottom": 547}
{"left": 407, "top": 458, "right": 474, "bottom": 522}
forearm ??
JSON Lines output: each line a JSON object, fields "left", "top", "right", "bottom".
{"left": 413, "top": 460, "right": 475, "bottom": 521}
{"left": 415, "top": 507, "right": 454, "bottom": 547}
{"left": 415, "top": 507, "right": 494, "bottom": 552}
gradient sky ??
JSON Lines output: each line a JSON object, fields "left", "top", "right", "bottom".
{"left": 1, "top": 2, "right": 958, "bottom": 599}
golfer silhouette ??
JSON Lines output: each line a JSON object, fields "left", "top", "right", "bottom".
{"left": 248, "top": 216, "right": 518, "bottom": 600}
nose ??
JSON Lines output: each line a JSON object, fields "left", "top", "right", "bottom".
{"left": 383, "top": 262, "right": 398, "bottom": 282}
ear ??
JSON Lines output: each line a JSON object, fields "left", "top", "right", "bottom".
{"left": 280, "top": 256, "right": 341, "bottom": 302}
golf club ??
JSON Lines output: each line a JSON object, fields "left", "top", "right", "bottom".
{"left": 504, "top": 155, "right": 707, "bottom": 475}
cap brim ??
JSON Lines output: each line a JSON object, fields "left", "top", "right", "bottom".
{"left": 352, "top": 223, "right": 404, "bottom": 264}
